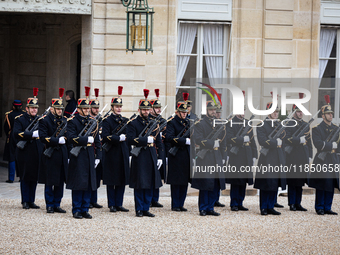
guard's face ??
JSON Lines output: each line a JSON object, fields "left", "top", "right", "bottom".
{"left": 153, "top": 107, "right": 161, "bottom": 115}
{"left": 78, "top": 107, "right": 90, "bottom": 116}
{"left": 323, "top": 112, "right": 333, "bottom": 123}
{"left": 178, "top": 111, "right": 187, "bottom": 119}
{"left": 295, "top": 111, "right": 303, "bottom": 120}
{"left": 139, "top": 108, "right": 150, "bottom": 118}
{"left": 27, "top": 107, "right": 38, "bottom": 117}
{"left": 187, "top": 106, "right": 191, "bottom": 114}
{"left": 216, "top": 112, "right": 221, "bottom": 119}
{"left": 113, "top": 105, "right": 122, "bottom": 115}
{"left": 269, "top": 111, "right": 279, "bottom": 119}
{"left": 54, "top": 108, "right": 63, "bottom": 117}
{"left": 91, "top": 107, "right": 99, "bottom": 116}
{"left": 207, "top": 109, "right": 216, "bottom": 118}
{"left": 236, "top": 114, "right": 244, "bottom": 120}
{"left": 50, "top": 107, "right": 55, "bottom": 115}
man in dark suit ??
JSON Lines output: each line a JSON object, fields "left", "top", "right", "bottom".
{"left": 3, "top": 100, "right": 25, "bottom": 183}
{"left": 309, "top": 95, "right": 339, "bottom": 215}
{"left": 66, "top": 86, "right": 102, "bottom": 219}
{"left": 39, "top": 88, "right": 68, "bottom": 214}
{"left": 64, "top": 90, "right": 77, "bottom": 118}
{"left": 14, "top": 88, "right": 44, "bottom": 209}
{"left": 102, "top": 86, "right": 130, "bottom": 213}
{"left": 127, "top": 89, "right": 164, "bottom": 217}
{"left": 166, "top": 96, "right": 191, "bottom": 211}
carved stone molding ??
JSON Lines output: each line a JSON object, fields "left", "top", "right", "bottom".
{"left": 0, "top": 0, "right": 91, "bottom": 15}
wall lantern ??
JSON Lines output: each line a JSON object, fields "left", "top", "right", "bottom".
{"left": 121, "top": 0, "right": 154, "bottom": 54}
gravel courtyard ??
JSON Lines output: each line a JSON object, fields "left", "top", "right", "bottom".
{"left": 0, "top": 194, "right": 339, "bottom": 254}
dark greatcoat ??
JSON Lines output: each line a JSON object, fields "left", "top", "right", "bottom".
{"left": 102, "top": 113, "right": 130, "bottom": 186}
{"left": 149, "top": 113, "right": 167, "bottom": 180}
{"left": 3, "top": 109, "right": 25, "bottom": 162}
{"left": 64, "top": 98, "right": 77, "bottom": 118}
{"left": 254, "top": 117, "right": 287, "bottom": 191}
{"left": 166, "top": 115, "right": 191, "bottom": 185}
{"left": 309, "top": 121, "right": 340, "bottom": 192}
{"left": 285, "top": 117, "right": 312, "bottom": 186}
{"left": 226, "top": 116, "right": 258, "bottom": 185}
{"left": 38, "top": 113, "right": 68, "bottom": 186}
{"left": 127, "top": 115, "right": 164, "bottom": 190}
{"left": 192, "top": 115, "right": 226, "bottom": 191}
{"left": 13, "top": 112, "right": 44, "bottom": 181}
{"left": 66, "top": 114, "right": 102, "bottom": 191}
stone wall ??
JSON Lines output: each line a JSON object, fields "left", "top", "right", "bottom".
{"left": 90, "top": 0, "right": 177, "bottom": 117}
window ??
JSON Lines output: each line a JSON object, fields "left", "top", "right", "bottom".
{"left": 318, "top": 28, "right": 340, "bottom": 122}
{"left": 176, "top": 21, "right": 230, "bottom": 117}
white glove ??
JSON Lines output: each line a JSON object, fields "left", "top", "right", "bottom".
{"left": 332, "top": 142, "right": 338, "bottom": 149}
{"left": 186, "top": 138, "right": 191, "bottom": 145}
{"left": 95, "top": 159, "right": 100, "bottom": 168}
{"left": 147, "top": 136, "right": 154, "bottom": 144}
{"left": 300, "top": 136, "right": 306, "bottom": 144}
{"left": 226, "top": 156, "right": 229, "bottom": 165}
{"left": 213, "top": 139, "right": 220, "bottom": 148}
{"left": 58, "top": 137, "right": 66, "bottom": 144}
{"left": 222, "top": 159, "right": 226, "bottom": 164}
{"left": 119, "top": 134, "right": 126, "bottom": 142}
{"left": 277, "top": 138, "right": 282, "bottom": 146}
{"left": 253, "top": 158, "right": 256, "bottom": 166}
{"left": 88, "top": 136, "right": 94, "bottom": 144}
{"left": 244, "top": 136, "right": 250, "bottom": 142}
{"left": 157, "top": 159, "right": 163, "bottom": 170}
{"left": 166, "top": 157, "right": 168, "bottom": 165}
{"left": 32, "top": 130, "right": 39, "bottom": 138}
{"left": 129, "top": 156, "right": 132, "bottom": 167}
{"left": 309, "top": 157, "right": 312, "bottom": 164}
{"left": 68, "top": 159, "right": 70, "bottom": 164}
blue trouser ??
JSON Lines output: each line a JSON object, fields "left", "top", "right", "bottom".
{"left": 260, "top": 190, "right": 277, "bottom": 210}
{"left": 20, "top": 180, "right": 37, "bottom": 203}
{"left": 152, "top": 188, "right": 159, "bottom": 203}
{"left": 90, "top": 190, "right": 98, "bottom": 204}
{"left": 134, "top": 189, "right": 153, "bottom": 212}
{"left": 171, "top": 184, "right": 188, "bottom": 208}
{"left": 198, "top": 180, "right": 220, "bottom": 211}
{"left": 107, "top": 185, "right": 125, "bottom": 207}
{"left": 45, "top": 184, "right": 64, "bottom": 208}
{"left": 315, "top": 189, "right": 334, "bottom": 211}
{"left": 72, "top": 190, "right": 91, "bottom": 214}
{"left": 288, "top": 185, "right": 302, "bottom": 206}
{"left": 230, "top": 184, "right": 246, "bottom": 207}
{"left": 8, "top": 161, "right": 15, "bottom": 181}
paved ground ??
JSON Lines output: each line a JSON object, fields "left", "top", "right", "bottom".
{"left": 1, "top": 166, "right": 340, "bottom": 254}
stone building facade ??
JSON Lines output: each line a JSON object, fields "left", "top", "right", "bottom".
{"left": 0, "top": 0, "right": 339, "bottom": 154}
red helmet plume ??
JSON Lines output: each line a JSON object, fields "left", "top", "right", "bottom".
{"left": 299, "top": 93, "right": 304, "bottom": 99}
{"left": 183, "top": 92, "right": 189, "bottom": 102}
{"left": 118, "top": 86, "right": 123, "bottom": 96}
{"left": 155, "top": 89, "right": 160, "bottom": 98}
{"left": 94, "top": 88, "right": 99, "bottom": 98}
{"left": 143, "top": 89, "right": 149, "bottom": 99}
{"left": 33, "top": 87, "right": 39, "bottom": 97}
{"left": 59, "top": 88, "right": 65, "bottom": 99}
{"left": 324, "top": 95, "right": 330, "bottom": 104}
{"left": 85, "top": 86, "right": 90, "bottom": 98}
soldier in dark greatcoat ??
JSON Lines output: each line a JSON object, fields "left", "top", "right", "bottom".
{"left": 127, "top": 89, "right": 164, "bottom": 217}
{"left": 14, "top": 88, "right": 44, "bottom": 209}
{"left": 102, "top": 86, "right": 130, "bottom": 213}
{"left": 309, "top": 95, "right": 339, "bottom": 215}
{"left": 166, "top": 95, "right": 191, "bottom": 211}
{"left": 39, "top": 88, "right": 68, "bottom": 214}
{"left": 285, "top": 95, "right": 312, "bottom": 212}
{"left": 148, "top": 89, "right": 166, "bottom": 208}
{"left": 226, "top": 112, "right": 257, "bottom": 212}
{"left": 192, "top": 101, "right": 226, "bottom": 216}
{"left": 254, "top": 101, "right": 286, "bottom": 216}
{"left": 66, "top": 86, "right": 102, "bottom": 219}
{"left": 3, "top": 100, "right": 25, "bottom": 183}
{"left": 88, "top": 88, "right": 104, "bottom": 209}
